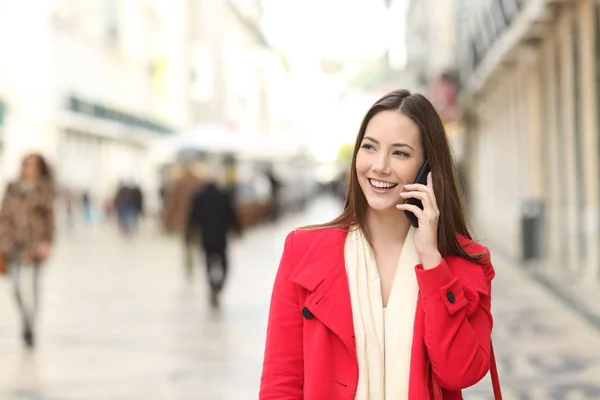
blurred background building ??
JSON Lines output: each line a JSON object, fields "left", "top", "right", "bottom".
{"left": 0, "top": 0, "right": 298, "bottom": 215}
{"left": 455, "top": 0, "right": 600, "bottom": 289}
{"left": 0, "top": 0, "right": 598, "bottom": 286}
{"left": 403, "top": 0, "right": 600, "bottom": 289}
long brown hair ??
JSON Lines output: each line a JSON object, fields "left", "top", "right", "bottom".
{"left": 307, "top": 89, "right": 487, "bottom": 265}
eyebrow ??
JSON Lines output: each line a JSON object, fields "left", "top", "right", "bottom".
{"left": 363, "top": 136, "right": 415, "bottom": 151}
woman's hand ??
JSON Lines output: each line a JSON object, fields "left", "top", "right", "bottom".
{"left": 396, "top": 172, "right": 442, "bottom": 269}
{"left": 37, "top": 242, "right": 52, "bottom": 262}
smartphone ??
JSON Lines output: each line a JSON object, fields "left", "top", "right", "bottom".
{"left": 403, "top": 159, "right": 430, "bottom": 228}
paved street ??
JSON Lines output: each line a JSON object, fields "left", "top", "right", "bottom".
{"left": 0, "top": 195, "right": 599, "bottom": 399}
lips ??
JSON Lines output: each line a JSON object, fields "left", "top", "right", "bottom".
{"left": 368, "top": 178, "right": 398, "bottom": 192}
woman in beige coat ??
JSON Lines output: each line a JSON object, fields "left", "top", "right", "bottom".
{"left": 0, "top": 153, "right": 55, "bottom": 348}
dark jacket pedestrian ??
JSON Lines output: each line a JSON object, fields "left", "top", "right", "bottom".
{"left": 186, "top": 182, "right": 241, "bottom": 251}
{"left": 186, "top": 181, "right": 241, "bottom": 307}
{"left": 131, "top": 185, "right": 143, "bottom": 215}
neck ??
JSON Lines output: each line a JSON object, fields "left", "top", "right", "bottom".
{"left": 365, "top": 207, "right": 411, "bottom": 247}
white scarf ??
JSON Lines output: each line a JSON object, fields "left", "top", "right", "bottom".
{"left": 345, "top": 226, "right": 420, "bottom": 399}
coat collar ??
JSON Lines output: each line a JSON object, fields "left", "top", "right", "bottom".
{"left": 288, "top": 227, "right": 356, "bottom": 358}
{"left": 288, "top": 228, "right": 347, "bottom": 290}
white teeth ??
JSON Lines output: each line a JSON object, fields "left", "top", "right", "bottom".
{"left": 369, "top": 179, "right": 397, "bottom": 189}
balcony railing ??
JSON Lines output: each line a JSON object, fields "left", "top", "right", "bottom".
{"left": 469, "top": 0, "right": 526, "bottom": 74}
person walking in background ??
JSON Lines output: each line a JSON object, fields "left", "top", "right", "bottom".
{"left": 132, "top": 184, "right": 144, "bottom": 230}
{"left": 186, "top": 168, "right": 241, "bottom": 308}
{"left": 162, "top": 163, "right": 205, "bottom": 278}
{"left": 63, "top": 188, "right": 75, "bottom": 230}
{"left": 114, "top": 182, "right": 128, "bottom": 234}
{"left": 81, "top": 191, "right": 92, "bottom": 224}
{"left": 114, "top": 182, "right": 139, "bottom": 237}
{"left": 0, "top": 153, "right": 55, "bottom": 348}
{"left": 264, "top": 166, "right": 281, "bottom": 222}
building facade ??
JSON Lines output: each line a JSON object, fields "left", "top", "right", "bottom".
{"left": 0, "top": 0, "right": 289, "bottom": 215}
{"left": 456, "top": 0, "right": 600, "bottom": 284}
{"left": 0, "top": 0, "right": 196, "bottom": 213}
{"left": 404, "top": 0, "right": 457, "bottom": 93}
{"left": 404, "top": 0, "right": 462, "bottom": 159}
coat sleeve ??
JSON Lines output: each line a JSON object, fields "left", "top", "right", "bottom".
{"left": 0, "top": 183, "right": 14, "bottom": 254}
{"left": 40, "top": 182, "right": 55, "bottom": 243}
{"left": 415, "top": 249, "right": 494, "bottom": 390}
{"left": 259, "top": 231, "right": 304, "bottom": 400}
{"left": 0, "top": 183, "right": 12, "bottom": 222}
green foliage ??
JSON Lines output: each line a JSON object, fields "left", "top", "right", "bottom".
{"left": 336, "top": 143, "right": 354, "bottom": 163}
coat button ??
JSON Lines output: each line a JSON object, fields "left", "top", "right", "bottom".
{"left": 447, "top": 292, "right": 456, "bottom": 304}
{"left": 302, "top": 307, "right": 315, "bottom": 319}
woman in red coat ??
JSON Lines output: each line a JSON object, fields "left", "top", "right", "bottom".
{"left": 260, "top": 89, "right": 495, "bottom": 399}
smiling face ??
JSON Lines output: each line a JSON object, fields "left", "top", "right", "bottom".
{"left": 355, "top": 110, "right": 425, "bottom": 214}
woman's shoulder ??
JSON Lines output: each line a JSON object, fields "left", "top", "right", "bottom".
{"left": 289, "top": 225, "right": 348, "bottom": 242}
{"left": 282, "top": 225, "right": 348, "bottom": 254}
{"left": 280, "top": 226, "right": 348, "bottom": 282}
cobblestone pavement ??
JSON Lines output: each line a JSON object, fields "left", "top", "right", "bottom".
{"left": 0, "top": 195, "right": 598, "bottom": 399}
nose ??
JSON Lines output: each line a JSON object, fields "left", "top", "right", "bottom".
{"left": 371, "top": 153, "right": 391, "bottom": 175}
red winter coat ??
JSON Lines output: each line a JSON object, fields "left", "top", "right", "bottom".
{"left": 259, "top": 227, "right": 495, "bottom": 399}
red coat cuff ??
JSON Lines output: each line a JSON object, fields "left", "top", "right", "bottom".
{"left": 415, "top": 260, "right": 468, "bottom": 315}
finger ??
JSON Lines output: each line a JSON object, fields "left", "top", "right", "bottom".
{"left": 399, "top": 190, "right": 433, "bottom": 211}
{"left": 396, "top": 203, "right": 427, "bottom": 221}
{"left": 405, "top": 181, "right": 438, "bottom": 213}
{"left": 404, "top": 183, "right": 430, "bottom": 192}
{"left": 404, "top": 182, "right": 435, "bottom": 202}
{"left": 427, "top": 171, "right": 433, "bottom": 188}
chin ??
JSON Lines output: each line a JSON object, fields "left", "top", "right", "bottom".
{"left": 365, "top": 197, "right": 398, "bottom": 213}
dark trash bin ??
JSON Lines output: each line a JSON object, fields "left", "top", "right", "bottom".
{"left": 521, "top": 199, "right": 545, "bottom": 262}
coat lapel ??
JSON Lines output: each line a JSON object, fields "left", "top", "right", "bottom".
{"left": 289, "top": 228, "right": 356, "bottom": 359}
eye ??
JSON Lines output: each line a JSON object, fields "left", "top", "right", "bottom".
{"left": 393, "top": 151, "right": 410, "bottom": 157}
{"left": 360, "top": 143, "right": 374, "bottom": 150}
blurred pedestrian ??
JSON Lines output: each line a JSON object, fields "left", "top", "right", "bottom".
{"left": 114, "top": 182, "right": 138, "bottom": 236}
{"left": 131, "top": 184, "right": 143, "bottom": 219}
{"left": 259, "top": 89, "right": 500, "bottom": 398}
{"left": 64, "top": 188, "right": 75, "bottom": 230}
{"left": 186, "top": 168, "right": 241, "bottom": 308}
{"left": 81, "top": 191, "right": 92, "bottom": 224}
{"left": 162, "top": 163, "right": 205, "bottom": 277}
{"left": 126, "top": 183, "right": 143, "bottom": 234}
{"left": 264, "top": 167, "right": 281, "bottom": 221}
{"left": 0, "top": 153, "right": 55, "bottom": 348}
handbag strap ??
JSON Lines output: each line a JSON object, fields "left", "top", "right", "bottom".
{"left": 489, "top": 342, "right": 502, "bottom": 399}
{"left": 432, "top": 341, "right": 502, "bottom": 399}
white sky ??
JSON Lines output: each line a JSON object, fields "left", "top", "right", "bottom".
{"left": 262, "top": 0, "right": 407, "bottom": 64}
{"left": 260, "top": 0, "right": 410, "bottom": 162}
